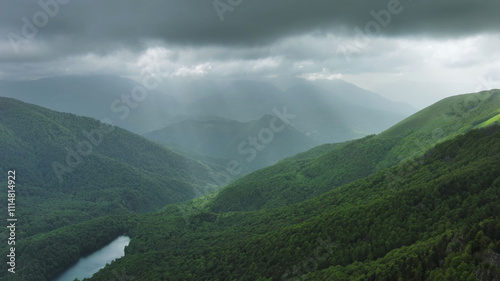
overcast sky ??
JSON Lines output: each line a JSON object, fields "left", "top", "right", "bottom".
{"left": 1, "top": 0, "right": 500, "bottom": 108}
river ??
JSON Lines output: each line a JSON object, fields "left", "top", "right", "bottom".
{"left": 52, "top": 235, "right": 130, "bottom": 281}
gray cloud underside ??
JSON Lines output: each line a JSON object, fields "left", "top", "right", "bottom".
{"left": 2, "top": 0, "right": 500, "bottom": 59}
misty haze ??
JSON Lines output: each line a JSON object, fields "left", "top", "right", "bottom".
{"left": 1, "top": 1, "right": 500, "bottom": 280}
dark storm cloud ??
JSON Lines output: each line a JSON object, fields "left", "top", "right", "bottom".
{"left": 1, "top": 0, "right": 500, "bottom": 60}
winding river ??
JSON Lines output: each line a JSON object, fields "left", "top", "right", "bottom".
{"left": 52, "top": 235, "right": 130, "bottom": 281}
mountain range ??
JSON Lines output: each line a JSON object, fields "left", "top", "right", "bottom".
{"left": 209, "top": 89, "right": 500, "bottom": 212}
{"left": 0, "top": 75, "right": 416, "bottom": 176}
{"left": 0, "top": 85, "right": 499, "bottom": 280}
{"left": 0, "top": 75, "right": 415, "bottom": 142}
{"left": 0, "top": 97, "right": 226, "bottom": 238}
{"left": 96, "top": 124, "right": 500, "bottom": 281}
{"left": 143, "top": 114, "right": 317, "bottom": 174}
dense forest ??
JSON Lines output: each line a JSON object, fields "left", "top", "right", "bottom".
{"left": 5, "top": 123, "right": 500, "bottom": 280}
{"left": 85, "top": 125, "right": 500, "bottom": 280}
{"left": 1, "top": 0, "right": 499, "bottom": 280}
{"left": 0, "top": 90, "right": 499, "bottom": 280}
{"left": 0, "top": 97, "right": 230, "bottom": 280}
{"left": 209, "top": 90, "right": 500, "bottom": 212}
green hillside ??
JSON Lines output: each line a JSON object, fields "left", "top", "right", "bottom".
{"left": 24, "top": 124, "right": 499, "bottom": 281}
{"left": 0, "top": 97, "right": 227, "bottom": 238}
{"left": 477, "top": 111, "right": 500, "bottom": 128}
{"left": 2, "top": 92, "right": 500, "bottom": 281}
{"left": 0, "top": 75, "right": 180, "bottom": 134}
{"left": 380, "top": 90, "right": 500, "bottom": 138}
{"left": 208, "top": 90, "right": 500, "bottom": 212}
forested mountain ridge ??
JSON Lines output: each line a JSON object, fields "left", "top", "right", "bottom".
{"left": 1, "top": 92, "right": 499, "bottom": 281}
{"left": 208, "top": 89, "right": 500, "bottom": 212}
{"left": 0, "top": 97, "right": 227, "bottom": 238}
{"left": 380, "top": 89, "right": 500, "bottom": 138}
{"left": 143, "top": 114, "right": 318, "bottom": 175}
{"left": 67, "top": 125, "right": 500, "bottom": 281}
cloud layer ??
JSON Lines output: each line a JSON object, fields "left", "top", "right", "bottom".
{"left": 1, "top": 0, "right": 500, "bottom": 107}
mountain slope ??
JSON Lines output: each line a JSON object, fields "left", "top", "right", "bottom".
{"left": 0, "top": 75, "right": 180, "bottom": 134}
{"left": 381, "top": 89, "right": 500, "bottom": 138}
{"left": 0, "top": 97, "right": 227, "bottom": 237}
{"left": 46, "top": 125, "right": 500, "bottom": 281}
{"left": 5, "top": 107, "right": 500, "bottom": 281}
{"left": 208, "top": 89, "right": 500, "bottom": 212}
{"left": 143, "top": 114, "right": 318, "bottom": 174}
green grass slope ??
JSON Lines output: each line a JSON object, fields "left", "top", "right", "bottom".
{"left": 208, "top": 89, "right": 500, "bottom": 212}
{"left": 477, "top": 111, "right": 500, "bottom": 128}
{"left": 0, "top": 97, "right": 227, "bottom": 238}
{"left": 380, "top": 90, "right": 500, "bottom": 138}
{"left": 69, "top": 125, "right": 500, "bottom": 281}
